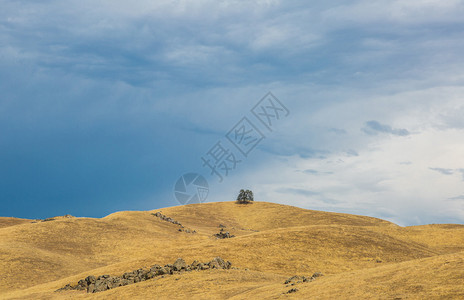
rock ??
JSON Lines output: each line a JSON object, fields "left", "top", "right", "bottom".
{"left": 106, "top": 280, "right": 114, "bottom": 289}
{"left": 94, "top": 279, "right": 110, "bottom": 292}
{"left": 285, "top": 276, "right": 300, "bottom": 284}
{"left": 85, "top": 275, "right": 96, "bottom": 284}
{"left": 173, "top": 258, "right": 187, "bottom": 271}
{"left": 145, "top": 271, "right": 155, "bottom": 280}
{"left": 56, "top": 284, "right": 72, "bottom": 292}
{"left": 111, "top": 277, "right": 121, "bottom": 286}
{"left": 209, "top": 257, "right": 230, "bottom": 269}
{"left": 87, "top": 283, "right": 96, "bottom": 293}
{"left": 156, "top": 267, "right": 169, "bottom": 275}
{"left": 75, "top": 279, "right": 87, "bottom": 290}
{"left": 208, "top": 260, "right": 220, "bottom": 269}
{"left": 190, "top": 260, "right": 199, "bottom": 269}
{"left": 163, "top": 265, "right": 173, "bottom": 274}
{"left": 302, "top": 276, "right": 311, "bottom": 283}
{"left": 120, "top": 279, "right": 130, "bottom": 286}
{"left": 78, "top": 279, "right": 87, "bottom": 285}
{"left": 213, "top": 257, "right": 225, "bottom": 267}
{"left": 287, "top": 288, "right": 299, "bottom": 294}
{"left": 311, "top": 272, "right": 324, "bottom": 278}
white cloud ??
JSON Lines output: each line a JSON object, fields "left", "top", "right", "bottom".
{"left": 203, "top": 84, "right": 464, "bottom": 226}
{"left": 322, "top": 0, "right": 464, "bottom": 25}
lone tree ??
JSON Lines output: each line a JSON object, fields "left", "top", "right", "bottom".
{"left": 236, "top": 189, "right": 254, "bottom": 204}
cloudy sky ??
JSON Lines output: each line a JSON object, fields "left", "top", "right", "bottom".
{"left": 1, "top": 0, "right": 464, "bottom": 225}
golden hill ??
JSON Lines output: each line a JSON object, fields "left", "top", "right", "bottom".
{"left": 0, "top": 201, "right": 463, "bottom": 299}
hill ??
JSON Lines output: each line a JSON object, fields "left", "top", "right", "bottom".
{"left": 0, "top": 201, "right": 463, "bottom": 299}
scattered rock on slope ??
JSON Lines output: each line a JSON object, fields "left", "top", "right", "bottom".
{"left": 284, "top": 272, "right": 324, "bottom": 285}
{"left": 287, "top": 288, "right": 298, "bottom": 294}
{"left": 282, "top": 272, "right": 324, "bottom": 294}
{"left": 152, "top": 211, "right": 197, "bottom": 233}
{"left": 152, "top": 211, "right": 183, "bottom": 226}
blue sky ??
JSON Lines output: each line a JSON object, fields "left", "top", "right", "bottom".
{"left": 1, "top": 0, "right": 464, "bottom": 225}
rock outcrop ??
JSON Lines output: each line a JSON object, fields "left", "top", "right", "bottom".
{"left": 214, "top": 228, "right": 235, "bottom": 239}
{"left": 57, "top": 257, "right": 232, "bottom": 294}
{"left": 36, "top": 214, "right": 74, "bottom": 223}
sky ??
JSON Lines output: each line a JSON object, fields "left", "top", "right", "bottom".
{"left": 1, "top": 0, "right": 464, "bottom": 226}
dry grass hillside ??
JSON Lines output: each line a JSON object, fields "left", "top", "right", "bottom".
{"left": 1, "top": 201, "right": 463, "bottom": 299}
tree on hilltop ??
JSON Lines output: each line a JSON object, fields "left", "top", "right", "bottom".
{"left": 236, "top": 189, "right": 254, "bottom": 204}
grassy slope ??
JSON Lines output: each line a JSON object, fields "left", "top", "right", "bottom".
{"left": 0, "top": 218, "right": 31, "bottom": 229}
{"left": 1, "top": 201, "right": 463, "bottom": 299}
